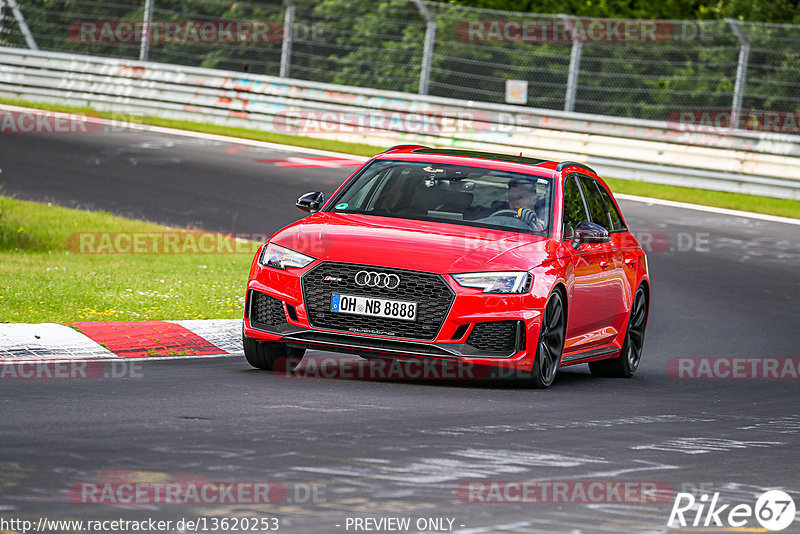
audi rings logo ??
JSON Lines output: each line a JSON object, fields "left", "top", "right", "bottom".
{"left": 354, "top": 271, "right": 401, "bottom": 289}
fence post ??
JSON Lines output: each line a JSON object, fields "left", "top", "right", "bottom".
{"left": 726, "top": 19, "right": 749, "bottom": 126}
{"left": 559, "top": 14, "right": 582, "bottom": 113}
{"left": 139, "top": 0, "right": 154, "bottom": 61}
{"left": 280, "top": 0, "right": 294, "bottom": 78}
{"left": 411, "top": 0, "right": 436, "bottom": 95}
{"left": 6, "top": 0, "right": 38, "bottom": 50}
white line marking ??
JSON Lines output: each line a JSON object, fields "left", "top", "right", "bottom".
{"left": 0, "top": 353, "right": 240, "bottom": 364}
{"left": 524, "top": 460, "right": 680, "bottom": 481}
{"left": 293, "top": 448, "right": 608, "bottom": 483}
{"left": 631, "top": 437, "right": 784, "bottom": 454}
{"left": 616, "top": 193, "right": 800, "bottom": 226}
{"left": 270, "top": 404, "right": 361, "bottom": 412}
{"left": 454, "top": 522, "right": 534, "bottom": 534}
{"left": 282, "top": 157, "right": 340, "bottom": 167}
{"left": 105, "top": 353, "right": 241, "bottom": 363}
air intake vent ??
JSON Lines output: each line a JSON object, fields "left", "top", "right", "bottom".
{"left": 467, "top": 321, "right": 520, "bottom": 354}
{"left": 249, "top": 290, "right": 287, "bottom": 329}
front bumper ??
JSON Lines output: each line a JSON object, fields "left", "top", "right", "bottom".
{"left": 244, "top": 260, "right": 545, "bottom": 371}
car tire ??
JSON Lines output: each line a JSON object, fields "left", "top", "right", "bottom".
{"left": 242, "top": 335, "right": 305, "bottom": 372}
{"left": 589, "top": 285, "right": 648, "bottom": 378}
{"left": 527, "top": 290, "right": 566, "bottom": 389}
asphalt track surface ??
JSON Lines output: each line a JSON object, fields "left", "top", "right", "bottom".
{"left": 2, "top": 127, "right": 800, "bottom": 533}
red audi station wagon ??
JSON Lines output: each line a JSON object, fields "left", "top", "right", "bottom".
{"left": 243, "top": 146, "right": 650, "bottom": 388}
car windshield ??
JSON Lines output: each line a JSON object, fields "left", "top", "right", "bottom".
{"left": 327, "top": 160, "right": 554, "bottom": 235}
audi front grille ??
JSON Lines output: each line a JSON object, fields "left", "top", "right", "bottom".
{"left": 302, "top": 262, "right": 455, "bottom": 340}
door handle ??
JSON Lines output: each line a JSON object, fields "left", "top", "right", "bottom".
{"left": 600, "top": 260, "right": 611, "bottom": 270}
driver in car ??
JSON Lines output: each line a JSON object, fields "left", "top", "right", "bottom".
{"left": 507, "top": 179, "right": 546, "bottom": 231}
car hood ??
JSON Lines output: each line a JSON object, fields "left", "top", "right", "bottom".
{"left": 270, "top": 213, "right": 556, "bottom": 273}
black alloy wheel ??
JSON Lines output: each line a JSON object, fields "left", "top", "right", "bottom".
{"left": 589, "top": 285, "right": 648, "bottom": 378}
{"left": 528, "top": 290, "right": 566, "bottom": 389}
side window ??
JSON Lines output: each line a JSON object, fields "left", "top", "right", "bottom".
{"left": 562, "top": 175, "right": 589, "bottom": 240}
{"left": 579, "top": 175, "right": 612, "bottom": 231}
{"left": 594, "top": 182, "right": 626, "bottom": 231}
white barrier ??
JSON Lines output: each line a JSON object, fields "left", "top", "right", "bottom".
{"left": 1, "top": 47, "right": 798, "bottom": 199}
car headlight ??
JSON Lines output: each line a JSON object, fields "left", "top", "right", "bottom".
{"left": 452, "top": 271, "right": 532, "bottom": 293}
{"left": 259, "top": 243, "right": 315, "bottom": 270}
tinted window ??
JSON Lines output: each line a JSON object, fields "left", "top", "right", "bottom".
{"left": 579, "top": 175, "right": 612, "bottom": 231}
{"left": 562, "top": 175, "right": 588, "bottom": 239}
{"left": 328, "top": 160, "right": 554, "bottom": 235}
{"left": 594, "top": 182, "right": 626, "bottom": 231}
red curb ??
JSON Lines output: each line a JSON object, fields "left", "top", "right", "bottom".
{"left": 68, "top": 321, "right": 225, "bottom": 358}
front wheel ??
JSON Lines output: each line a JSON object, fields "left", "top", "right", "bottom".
{"left": 527, "top": 290, "right": 566, "bottom": 389}
{"left": 589, "top": 285, "right": 648, "bottom": 378}
{"left": 243, "top": 335, "right": 305, "bottom": 371}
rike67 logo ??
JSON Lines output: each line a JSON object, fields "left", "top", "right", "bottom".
{"left": 668, "top": 490, "right": 796, "bottom": 531}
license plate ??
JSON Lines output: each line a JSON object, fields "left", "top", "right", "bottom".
{"left": 330, "top": 294, "right": 417, "bottom": 321}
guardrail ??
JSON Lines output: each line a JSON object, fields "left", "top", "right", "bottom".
{"left": 1, "top": 47, "right": 798, "bottom": 200}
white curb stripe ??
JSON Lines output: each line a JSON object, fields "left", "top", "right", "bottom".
{"left": 171, "top": 319, "right": 242, "bottom": 354}
{"left": 0, "top": 323, "right": 117, "bottom": 361}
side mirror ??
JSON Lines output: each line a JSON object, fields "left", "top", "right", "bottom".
{"left": 296, "top": 191, "right": 325, "bottom": 213}
{"left": 572, "top": 221, "right": 610, "bottom": 248}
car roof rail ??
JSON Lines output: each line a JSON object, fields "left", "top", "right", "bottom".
{"left": 383, "top": 144, "right": 430, "bottom": 153}
{"left": 556, "top": 161, "right": 597, "bottom": 175}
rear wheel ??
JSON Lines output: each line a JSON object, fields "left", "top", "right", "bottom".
{"left": 589, "top": 285, "right": 648, "bottom": 378}
{"left": 242, "top": 335, "right": 305, "bottom": 371}
{"left": 527, "top": 290, "right": 566, "bottom": 389}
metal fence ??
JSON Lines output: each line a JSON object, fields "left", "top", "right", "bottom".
{"left": 1, "top": 0, "right": 799, "bottom": 124}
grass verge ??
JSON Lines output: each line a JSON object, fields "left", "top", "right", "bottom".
{"left": 604, "top": 178, "right": 800, "bottom": 219}
{"left": 1, "top": 97, "right": 798, "bottom": 219}
{"left": 0, "top": 195, "right": 258, "bottom": 323}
